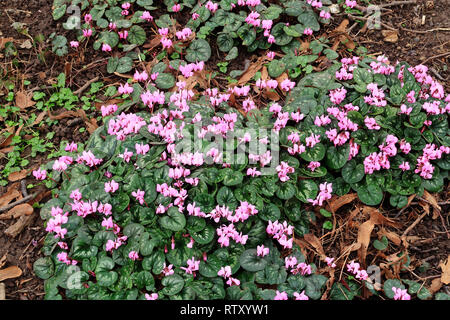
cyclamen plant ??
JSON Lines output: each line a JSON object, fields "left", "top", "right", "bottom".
{"left": 52, "top": 0, "right": 337, "bottom": 76}
{"left": 33, "top": 51, "right": 449, "bottom": 300}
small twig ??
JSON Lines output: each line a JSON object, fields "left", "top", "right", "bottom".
{"left": 20, "top": 180, "right": 28, "bottom": 197}
{"left": 429, "top": 68, "right": 446, "bottom": 81}
{"left": 73, "top": 76, "right": 100, "bottom": 97}
{"left": 378, "top": 0, "right": 417, "bottom": 8}
{"left": 402, "top": 211, "right": 427, "bottom": 237}
{"left": 421, "top": 52, "right": 450, "bottom": 65}
{"left": 400, "top": 26, "right": 450, "bottom": 34}
{"left": 347, "top": 14, "right": 398, "bottom": 31}
{"left": 0, "top": 193, "right": 37, "bottom": 213}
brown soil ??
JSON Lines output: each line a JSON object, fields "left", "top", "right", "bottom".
{"left": 357, "top": 0, "right": 450, "bottom": 90}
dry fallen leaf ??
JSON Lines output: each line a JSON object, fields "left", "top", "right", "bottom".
{"left": 440, "top": 255, "right": 450, "bottom": 285}
{"left": 0, "top": 189, "right": 21, "bottom": 208}
{"left": 0, "top": 37, "right": 14, "bottom": 50}
{"left": 9, "top": 203, "right": 34, "bottom": 219}
{"left": 0, "top": 283, "right": 5, "bottom": 301}
{"left": 32, "top": 111, "right": 46, "bottom": 126}
{"left": 422, "top": 190, "right": 441, "bottom": 219}
{"left": 237, "top": 55, "right": 269, "bottom": 86}
{"left": 263, "top": 88, "right": 280, "bottom": 101}
{"left": 381, "top": 30, "right": 399, "bottom": 43}
{"left": 19, "top": 39, "right": 33, "bottom": 49}
{"left": 0, "top": 266, "right": 22, "bottom": 282}
{"left": 329, "top": 193, "right": 357, "bottom": 213}
{"left": 8, "top": 169, "right": 28, "bottom": 182}
{"left": 15, "top": 91, "right": 36, "bottom": 109}
{"left": 378, "top": 228, "right": 402, "bottom": 246}
{"left": 356, "top": 208, "right": 398, "bottom": 263}
{"left": 303, "top": 233, "right": 326, "bottom": 258}
{"left": 428, "top": 277, "right": 442, "bottom": 294}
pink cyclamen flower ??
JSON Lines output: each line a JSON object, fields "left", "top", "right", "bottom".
{"left": 145, "top": 293, "right": 158, "bottom": 300}
{"left": 135, "top": 143, "right": 150, "bottom": 155}
{"left": 308, "top": 161, "right": 321, "bottom": 172}
{"left": 140, "top": 11, "right": 153, "bottom": 22}
{"left": 345, "top": 0, "right": 357, "bottom": 8}
{"left": 132, "top": 189, "right": 145, "bottom": 205}
{"left": 161, "top": 37, "right": 173, "bottom": 49}
{"left": 172, "top": 3, "right": 181, "bottom": 12}
{"left": 399, "top": 161, "right": 410, "bottom": 171}
{"left": 257, "top": 245, "right": 269, "bottom": 257}
{"left": 84, "top": 14, "right": 92, "bottom": 24}
{"left": 392, "top": 287, "right": 411, "bottom": 300}
{"left": 119, "top": 31, "right": 128, "bottom": 40}
{"left": 32, "top": 168, "right": 47, "bottom": 180}
{"left": 303, "top": 28, "right": 313, "bottom": 35}
{"left": 205, "top": 1, "right": 219, "bottom": 13}
{"left": 320, "top": 10, "right": 331, "bottom": 19}
{"left": 102, "top": 43, "right": 112, "bottom": 52}
{"left": 82, "top": 29, "right": 92, "bottom": 37}
{"left": 70, "top": 41, "right": 79, "bottom": 48}
{"left": 218, "top": 266, "right": 232, "bottom": 278}
{"left": 325, "top": 257, "right": 336, "bottom": 268}
{"left": 364, "top": 117, "right": 380, "bottom": 130}
{"left": 104, "top": 180, "right": 119, "bottom": 193}
{"left": 294, "top": 291, "right": 309, "bottom": 300}
{"left": 128, "top": 251, "right": 139, "bottom": 260}
{"left": 119, "top": 83, "right": 134, "bottom": 95}
{"left": 280, "top": 79, "right": 295, "bottom": 91}
{"left": 274, "top": 290, "right": 288, "bottom": 300}
{"left": 162, "top": 263, "right": 174, "bottom": 276}
{"left": 65, "top": 142, "right": 78, "bottom": 152}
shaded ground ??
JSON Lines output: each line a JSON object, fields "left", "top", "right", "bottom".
{"left": 0, "top": 0, "right": 449, "bottom": 300}
{"left": 357, "top": 0, "right": 450, "bottom": 90}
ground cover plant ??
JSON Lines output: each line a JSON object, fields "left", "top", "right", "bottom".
{"left": 0, "top": 0, "right": 449, "bottom": 301}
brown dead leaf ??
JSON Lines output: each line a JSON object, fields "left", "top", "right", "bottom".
{"left": 143, "top": 35, "right": 162, "bottom": 50}
{"left": 0, "top": 37, "right": 14, "bottom": 50}
{"left": 86, "top": 118, "right": 99, "bottom": 135}
{"left": 237, "top": 55, "right": 269, "bottom": 86}
{"left": 303, "top": 233, "right": 326, "bottom": 258}
{"left": 356, "top": 208, "right": 398, "bottom": 264}
{"left": 329, "top": 193, "right": 357, "bottom": 213}
{"left": 422, "top": 190, "right": 441, "bottom": 219}
{"left": 0, "top": 266, "right": 22, "bottom": 282}
{"left": 0, "top": 254, "right": 6, "bottom": 269}
{"left": 330, "top": 19, "right": 355, "bottom": 50}
{"left": 38, "top": 72, "right": 46, "bottom": 80}
{"left": 0, "top": 128, "right": 14, "bottom": 148}
{"left": 378, "top": 228, "right": 402, "bottom": 246}
{"left": 15, "top": 91, "right": 36, "bottom": 109}
{"left": 428, "top": 278, "right": 442, "bottom": 294}
{"left": 263, "top": 88, "right": 280, "bottom": 101}
{"left": 381, "top": 30, "right": 399, "bottom": 43}
{"left": 47, "top": 110, "right": 80, "bottom": 120}
{"left": 0, "top": 203, "right": 33, "bottom": 220}
{"left": 32, "top": 111, "right": 46, "bottom": 126}
{"left": 64, "top": 62, "right": 72, "bottom": 78}
{"left": 261, "top": 66, "right": 268, "bottom": 81}
{"left": 0, "top": 189, "right": 20, "bottom": 208}
{"left": 440, "top": 255, "right": 450, "bottom": 284}
{"left": 8, "top": 169, "right": 28, "bottom": 182}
